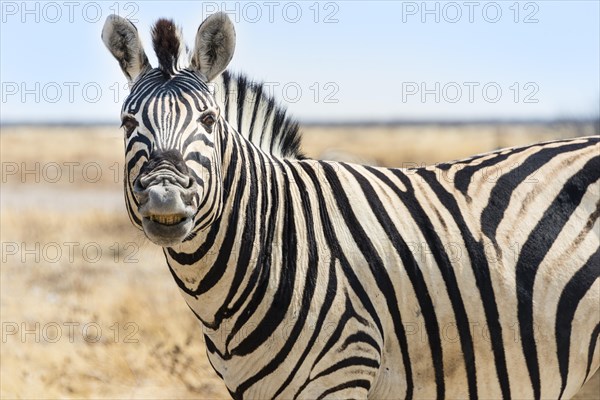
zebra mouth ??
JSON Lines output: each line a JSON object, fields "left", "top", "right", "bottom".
{"left": 148, "top": 214, "right": 186, "bottom": 226}
{"left": 141, "top": 214, "right": 194, "bottom": 247}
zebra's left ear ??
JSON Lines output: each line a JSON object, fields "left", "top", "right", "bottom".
{"left": 190, "top": 12, "right": 236, "bottom": 82}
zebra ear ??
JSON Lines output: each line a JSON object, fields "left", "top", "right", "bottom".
{"left": 102, "top": 14, "right": 151, "bottom": 83}
{"left": 190, "top": 12, "right": 236, "bottom": 82}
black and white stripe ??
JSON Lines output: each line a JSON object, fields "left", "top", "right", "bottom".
{"left": 104, "top": 14, "right": 600, "bottom": 400}
{"left": 170, "top": 128, "right": 599, "bottom": 400}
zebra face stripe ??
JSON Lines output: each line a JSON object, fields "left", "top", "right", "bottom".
{"left": 121, "top": 69, "right": 224, "bottom": 246}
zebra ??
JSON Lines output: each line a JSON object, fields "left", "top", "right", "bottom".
{"left": 101, "top": 13, "right": 600, "bottom": 399}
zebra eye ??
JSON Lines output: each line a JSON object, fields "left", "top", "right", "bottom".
{"left": 121, "top": 117, "right": 138, "bottom": 138}
{"left": 200, "top": 113, "right": 216, "bottom": 128}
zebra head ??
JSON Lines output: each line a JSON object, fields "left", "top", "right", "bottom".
{"left": 102, "top": 13, "right": 235, "bottom": 247}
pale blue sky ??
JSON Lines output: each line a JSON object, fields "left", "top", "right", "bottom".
{"left": 1, "top": 1, "right": 599, "bottom": 123}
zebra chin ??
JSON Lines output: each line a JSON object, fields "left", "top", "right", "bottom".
{"left": 141, "top": 215, "right": 194, "bottom": 247}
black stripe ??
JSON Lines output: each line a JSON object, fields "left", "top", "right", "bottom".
{"left": 183, "top": 131, "right": 214, "bottom": 148}
{"left": 192, "top": 126, "right": 231, "bottom": 227}
{"left": 311, "top": 356, "right": 380, "bottom": 382}
{"left": 247, "top": 81, "right": 263, "bottom": 142}
{"left": 125, "top": 149, "right": 148, "bottom": 216}
{"left": 157, "top": 91, "right": 166, "bottom": 147}
{"left": 221, "top": 69, "right": 231, "bottom": 121}
{"left": 184, "top": 151, "right": 212, "bottom": 169}
{"left": 125, "top": 131, "right": 152, "bottom": 155}
{"left": 316, "top": 379, "right": 371, "bottom": 400}
{"left": 341, "top": 330, "right": 382, "bottom": 354}
{"left": 166, "top": 206, "right": 221, "bottom": 266}
{"left": 259, "top": 97, "right": 275, "bottom": 149}
{"left": 556, "top": 249, "right": 600, "bottom": 398}
{"left": 584, "top": 324, "right": 600, "bottom": 383}
{"left": 182, "top": 300, "right": 211, "bottom": 327}
{"left": 270, "top": 108, "right": 287, "bottom": 154}
{"left": 236, "top": 74, "right": 247, "bottom": 134}
{"left": 516, "top": 155, "right": 600, "bottom": 399}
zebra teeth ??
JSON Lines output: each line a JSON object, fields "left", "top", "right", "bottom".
{"left": 149, "top": 214, "right": 185, "bottom": 226}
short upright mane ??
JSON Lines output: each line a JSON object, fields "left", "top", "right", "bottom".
{"left": 213, "top": 71, "right": 304, "bottom": 159}
{"left": 151, "top": 18, "right": 187, "bottom": 76}
{"left": 149, "top": 18, "right": 303, "bottom": 159}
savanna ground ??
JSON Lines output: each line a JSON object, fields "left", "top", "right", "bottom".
{"left": 1, "top": 123, "right": 599, "bottom": 399}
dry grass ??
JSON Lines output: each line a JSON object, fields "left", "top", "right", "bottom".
{"left": 1, "top": 210, "right": 229, "bottom": 398}
{"left": 1, "top": 125, "right": 598, "bottom": 399}
{"left": 302, "top": 122, "right": 597, "bottom": 166}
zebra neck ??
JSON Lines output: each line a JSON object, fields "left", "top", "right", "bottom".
{"left": 164, "top": 125, "right": 290, "bottom": 330}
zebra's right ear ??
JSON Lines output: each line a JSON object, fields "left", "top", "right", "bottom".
{"left": 102, "top": 14, "right": 151, "bottom": 83}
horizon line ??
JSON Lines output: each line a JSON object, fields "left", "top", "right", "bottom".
{"left": 2, "top": 117, "right": 599, "bottom": 129}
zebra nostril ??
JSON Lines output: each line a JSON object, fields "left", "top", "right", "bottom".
{"left": 180, "top": 187, "right": 197, "bottom": 205}
{"left": 133, "top": 183, "right": 149, "bottom": 203}
{"left": 137, "top": 191, "right": 149, "bottom": 203}
{"left": 133, "top": 176, "right": 147, "bottom": 193}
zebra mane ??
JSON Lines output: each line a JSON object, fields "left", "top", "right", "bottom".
{"left": 151, "top": 19, "right": 187, "bottom": 76}
{"left": 150, "top": 19, "right": 303, "bottom": 159}
{"left": 212, "top": 71, "right": 304, "bottom": 159}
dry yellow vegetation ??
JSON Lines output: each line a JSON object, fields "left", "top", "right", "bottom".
{"left": 1, "top": 124, "right": 598, "bottom": 399}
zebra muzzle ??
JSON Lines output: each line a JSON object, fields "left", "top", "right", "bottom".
{"left": 135, "top": 176, "right": 199, "bottom": 247}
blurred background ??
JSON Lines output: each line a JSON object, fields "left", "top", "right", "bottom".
{"left": 1, "top": 1, "right": 599, "bottom": 398}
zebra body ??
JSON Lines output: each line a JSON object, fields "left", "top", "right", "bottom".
{"left": 171, "top": 132, "right": 599, "bottom": 399}
{"left": 102, "top": 13, "right": 600, "bottom": 399}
